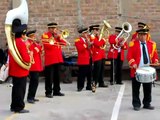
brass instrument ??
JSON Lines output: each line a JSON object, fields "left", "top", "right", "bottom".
{"left": 113, "top": 22, "right": 132, "bottom": 49}
{"left": 43, "top": 29, "right": 70, "bottom": 46}
{"left": 5, "top": 0, "right": 31, "bottom": 70}
{"left": 60, "top": 29, "right": 70, "bottom": 45}
{"left": 99, "top": 20, "right": 111, "bottom": 41}
{"left": 60, "top": 29, "right": 69, "bottom": 39}
{"left": 24, "top": 37, "right": 36, "bottom": 64}
{"left": 99, "top": 20, "right": 111, "bottom": 49}
{"left": 49, "top": 37, "right": 55, "bottom": 45}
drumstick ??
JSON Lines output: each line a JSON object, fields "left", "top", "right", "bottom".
{"left": 149, "top": 63, "right": 160, "bottom": 67}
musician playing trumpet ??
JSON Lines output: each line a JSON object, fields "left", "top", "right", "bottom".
{"left": 41, "top": 22, "right": 66, "bottom": 98}
{"left": 107, "top": 27, "right": 128, "bottom": 85}
{"left": 26, "top": 30, "right": 43, "bottom": 104}
{"left": 89, "top": 24, "right": 108, "bottom": 92}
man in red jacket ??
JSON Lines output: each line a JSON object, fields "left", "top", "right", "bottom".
{"left": 89, "top": 24, "right": 108, "bottom": 91}
{"left": 41, "top": 22, "right": 66, "bottom": 98}
{"left": 107, "top": 27, "right": 128, "bottom": 85}
{"left": 75, "top": 27, "right": 92, "bottom": 91}
{"left": 9, "top": 24, "right": 32, "bottom": 113}
{"left": 127, "top": 28, "right": 159, "bottom": 111}
{"left": 131, "top": 22, "right": 151, "bottom": 41}
{"left": 26, "top": 30, "right": 43, "bottom": 103}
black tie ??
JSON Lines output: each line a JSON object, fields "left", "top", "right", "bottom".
{"left": 141, "top": 43, "right": 148, "bottom": 64}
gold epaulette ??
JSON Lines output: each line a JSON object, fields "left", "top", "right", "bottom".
{"left": 42, "top": 33, "right": 49, "bottom": 39}
{"left": 129, "top": 41, "right": 134, "bottom": 47}
{"left": 75, "top": 38, "right": 80, "bottom": 42}
{"left": 149, "top": 40, "right": 155, "bottom": 44}
{"left": 150, "top": 41, "right": 156, "bottom": 49}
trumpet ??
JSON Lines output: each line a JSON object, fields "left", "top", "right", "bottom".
{"left": 24, "top": 40, "right": 35, "bottom": 64}
{"left": 113, "top": 22, "right": 132, "bottom": 49}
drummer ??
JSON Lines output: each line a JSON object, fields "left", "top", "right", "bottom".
{"left": 127, "top": 28, "right": 159, "bottom": 111}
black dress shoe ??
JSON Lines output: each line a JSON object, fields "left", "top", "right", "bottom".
{"left": 34, "top": 98, "right": 39, "bottom": 102}
{"left": 17, "top": 109, "right": 29, "bottom": 113}
{"left": 10, "top": 108, "right": 14, "bottom": 112}
{"left": 110, "top": 82, "right": 114, "bottom": 85}
{"left": 46, "top": 94, "right": 53, "bottom": 98}
{"left": 86, "top": 86, "right": 92, "bottom": 90}
{"left": 99, "top": 84, "right": 108, "bottom": 87}
{"left": 143, "top": 105, "right": 155, "bottom": 110}
{"left": 116, "top": 82, "right": 123, "bottom": 85}
{"left": 53, "top": 92, "right": 65, "bottom": 96}
{"left": 133, "top": 107, "right": 140, "bottom": 111}
{"left": 77, "top": 88, "right": 82, "bottom": 92}
{"left": 27, "top": 99, "right": 35, "bottom": 104}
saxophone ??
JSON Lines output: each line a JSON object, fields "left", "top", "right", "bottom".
{"left": 5, "top": 0, "right": 31, "bottom": 70}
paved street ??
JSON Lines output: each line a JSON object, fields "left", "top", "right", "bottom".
{"left": 0, "top": 79, "right": 160, "bottom": 120}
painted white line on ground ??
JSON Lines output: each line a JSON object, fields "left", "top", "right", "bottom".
{"left": 111, "top": 84, "right": 125, "bottom": 120}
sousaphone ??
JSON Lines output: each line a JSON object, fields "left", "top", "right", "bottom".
{"left": 5, "top": 0, "right": 31, "bottom": 70}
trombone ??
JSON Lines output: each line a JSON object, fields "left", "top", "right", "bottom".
{"left": 59, "top": 29, "right": 71, "bottom": 46}
{"left": 41, "top": 29, "right": 71, "bottom": 46}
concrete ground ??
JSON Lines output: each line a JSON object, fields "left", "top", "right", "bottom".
{"left": 0, "top": 79, "right": 160, "bottom": 120}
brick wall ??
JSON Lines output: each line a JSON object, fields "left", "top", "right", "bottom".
{"left": 1, "top": 0, "right": 160, "bottom": 67}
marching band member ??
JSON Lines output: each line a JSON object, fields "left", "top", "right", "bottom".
{"left": 107, "top": 27, "right": 128, "bottom": 85}
{"left": 131, "top": 22, "right": 151, "bottom": 41}
{"left": 127, "top": 28, "right": 159, "bottom": 111}
{"left": 89, "top": 24, "right": 108, "bottom": 92}
{"left": 26, "top": 30, "right": 43, "bottom": 104}
{"left": 41, "top": 22, "right": 66, "bottom": 98}
{"left": 75, "top": 27, "right": 92, "bottom": 92}
{"left": 9, "top": 24, "right": 32, "bottom": 113}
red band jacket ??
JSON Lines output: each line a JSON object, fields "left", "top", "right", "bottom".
{"left": 75, "top": 37, "right": 91, "bottom": 65}
{"left": 41, "top": 32, "right": 66, "bottom": 66}
{"left": 90, "top": 34, "right": 106, "bottom": 62}
{"left": 107, "top": 34, "right": 128, "bottom": 61}
{"left": 28, "top": 40, "right": 43, "bottom": 72}
{"left": 9, "top": 38, "right": 30, "bottom": 77}
{"left": 127, "top": 39, "right": 159, "bottom": 77}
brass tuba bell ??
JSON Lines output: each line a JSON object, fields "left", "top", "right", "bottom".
{"left": 5, "top": 0, "right": 31, "bottom": 70}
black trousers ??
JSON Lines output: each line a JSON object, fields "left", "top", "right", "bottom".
{"left": 110, "top": 53, "right": 123, "bottom": 84}
{"left": 132, "top": 77, "right": 152, "bottom": 107}
{"left": 44, "top": 64, "right": 61, "bottom": 95}
{"left": 77, "top": 65, "right": 92, "bottom": 89}
{"left": 92, "top": 59, "right": 105, "bottom": 85}
{"left": 10, "top": 76, "right": 27, "bottom": 112}
{"left": 27, "top": 71, "right": 39, "bottom": 100}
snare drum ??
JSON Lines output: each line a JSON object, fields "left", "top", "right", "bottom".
{"left": 135, "top": 66, "right": 156, "bottom": 83}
